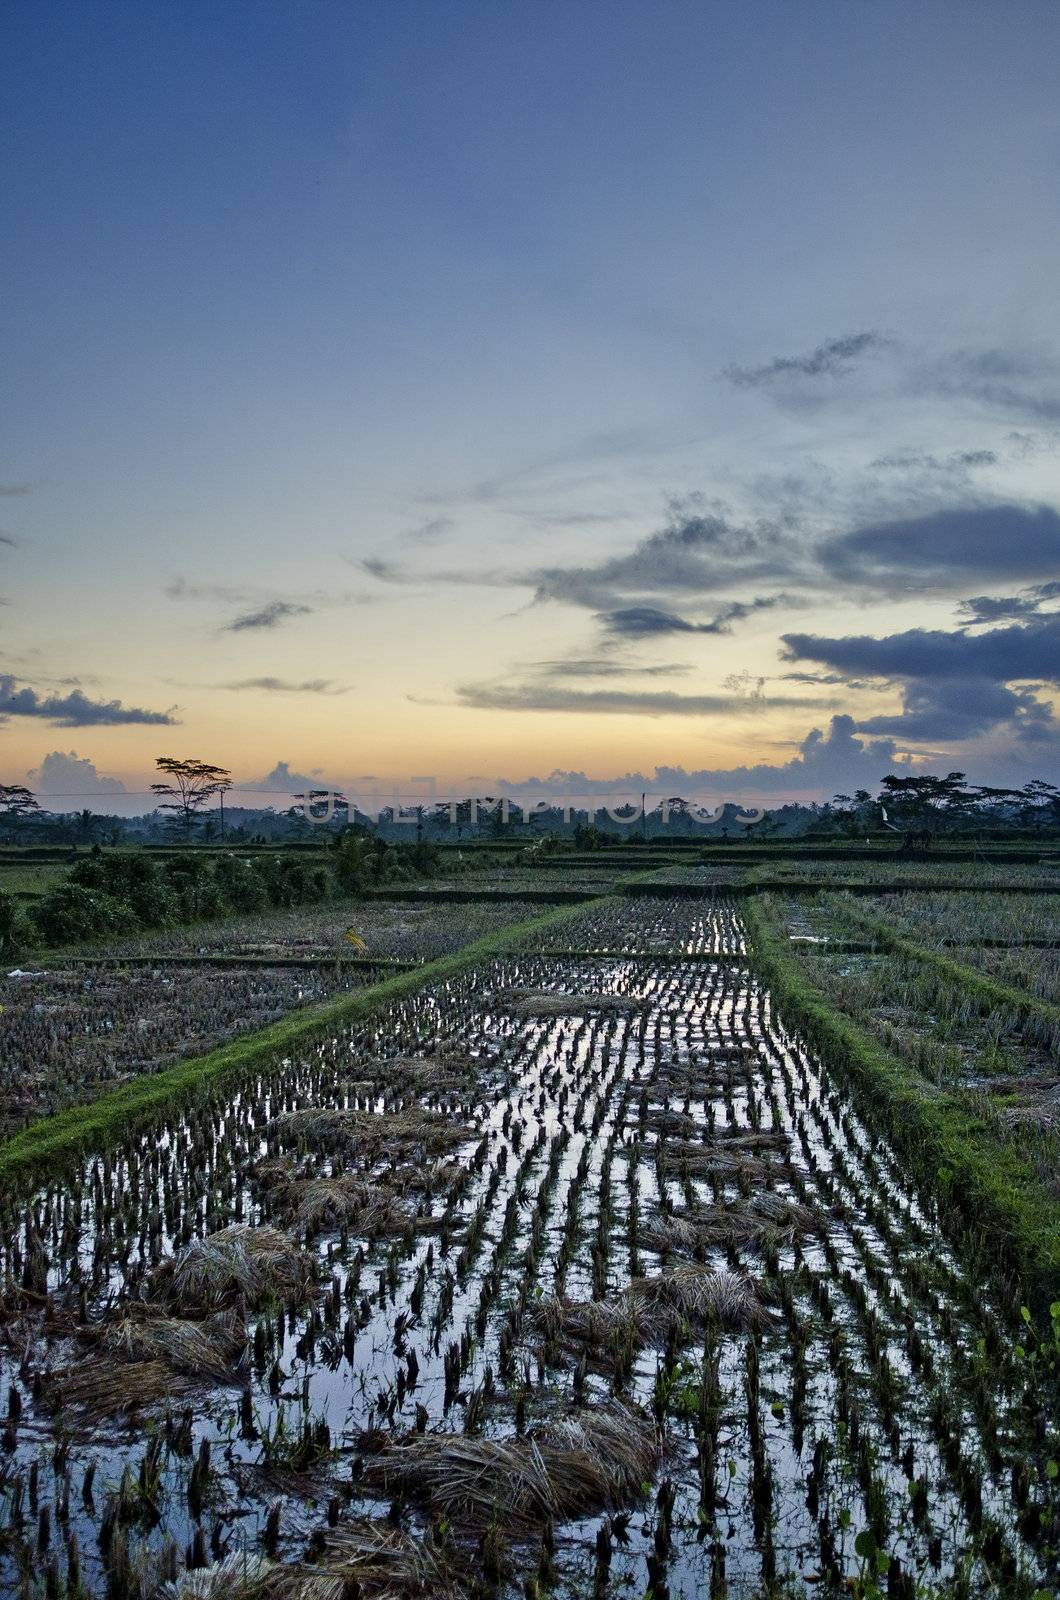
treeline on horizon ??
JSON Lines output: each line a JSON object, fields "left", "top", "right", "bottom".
{"left": 1, "top": 769, "right": 1059, "bottom": 847}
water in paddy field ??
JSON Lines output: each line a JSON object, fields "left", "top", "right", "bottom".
{"left": 0, "top": 900, "right": 1055, "bottom": 1599}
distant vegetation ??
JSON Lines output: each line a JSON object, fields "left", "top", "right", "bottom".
{"left": 0, "top": 829, "right": 447, "bottom": 958}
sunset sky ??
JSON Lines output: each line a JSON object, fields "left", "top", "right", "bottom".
{"left": 2, "top": 1, "right": 1059, "bottom": 812}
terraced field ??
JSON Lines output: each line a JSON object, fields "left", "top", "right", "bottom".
{"left": 2, "top": 896, "right": 1057, "bottom": 1599}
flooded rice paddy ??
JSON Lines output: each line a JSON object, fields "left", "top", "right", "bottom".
{"left": 0, "top": 898, "right": 1055, "bottom": 1599}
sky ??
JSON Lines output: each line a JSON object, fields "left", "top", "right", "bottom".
{"left": 2, "top": 0, "right": 1059, "bottom": 812}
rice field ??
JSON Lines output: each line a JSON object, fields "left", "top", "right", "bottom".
{"left": 2, "top": 896, "right": 1058, "bottom": 1600}
{"left": 748, "top": 860, "right": 1060, "bottom": 889}
{"left": 0, "top": 962, "right": 381, "bottom": 1136}
{"left": 88, "top": 897, "right": 567, "bottom": 965}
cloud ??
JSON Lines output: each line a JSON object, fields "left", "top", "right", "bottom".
{"left": 782, "top": 610, "right": 1060, "bottom": 685}
{"left": 27, "top": 750, "right": 127, "bottom": 796}
{"left": 597, "top": 595, "right": 793, "bottom": 637}
{"left": 820, "top": 504, "right": 1060, "bottom": 591}
{"left": 245, "top": 760, "right": 329, "bottom": 794}
{"left": 166, "top": 577, "right": 251, "bottom": 603}
{"left": 725, "top": 332, "right": 889, "bottom": 388}
{"left": 358, "top": 558, "right": 409, "bottom": 584}
{"left": 782, "top": 610, "right": 1060, "bottom": 746}
{"left": 406, "top": 516, "right": 454, "bottom": 543}
{"left": 529, "top": 657, "right": 691, "bottom": 680}
{"left": 919, "top": 347, "right": 1060, "bottom": 423}
{"left": 217, "top": 678, "right": 348, "bottom": 694}
{"left": 854, "top": 680, "right": 1055, "bottom": 743}
{"left": 0, "top": 676, "right": 177, "bottom": 726}
{"left": 454, "top": 681, "right": 833, "bottom": 717}
{"left": 223, "top": 600, "right": 313, "bottom": 632}
{"left": 0, "top": 533, "right": 17, "bottom": 548}
{"left": 533, "top": 502, "right": 798, "bottom": 612}
{"left": 869, "top": 448, "right": 997, "bottom": 473}
{"left": 0, "top": 484, "right": 33, "bottom": 497}
{"left": 485, "top": 715, "right": 911, "bottom": 801}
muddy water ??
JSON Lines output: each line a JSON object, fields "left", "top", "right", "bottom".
{"left": 0, "top": 903, "right": 1054, "bottom": 1599}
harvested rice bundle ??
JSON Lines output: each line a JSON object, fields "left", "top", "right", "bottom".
{"left": 292, "top": 1520, "right": 466, "bottom": 1600}
{"left": 362, "top": 1402, "right": 657, "bottom": 1525}
{"left": 150, "top": 1225, "right": 318, "bottom": 1313}
{"left": 292, "top": 1175, "right": 411, "bottom": 1236}
{"left": 161, "top": 1553, "right": 276, "bottom": 1599}
{"left": 627, "top": 1264, "right": 772, "bottom": 1330}
{"left": 257, "top": 1164, "right": 411, "bottom": 1237}
{"left": 162, "top": 1523, "right": 466, "bottom": 1600}
{"left": 641, "top": 1193, "right": 817, "bottom": 1254}
{"left": 536, "top": 1266, "right": 769, "bottom": 1367}
{"left": 531, "top": 1294, "right": 650, "bottom": 1352}
{"left": 504, "top": 990, "right": 649, "bottom": 1017}
{"left": 276, "top": 1105, "right": 469, "bottom": 1156}
{"left": 103, "top": 1309, "right": 247, "bottom": 1380}
{"left": 43, "top": 1355, "right": 195, "bottom": 1418}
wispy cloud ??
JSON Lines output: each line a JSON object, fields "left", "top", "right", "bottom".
{"left": 528, "top": 656, "right": 691, "bottom": 680}
{"left": 217, "top": 677, "right": 349, "bottom": 694}
{"left": 454, "top": 681, "right": 833, "bottom": 717}
{"left": 725, "top": 332, "right": 890, "bottom": 388}
{"left": 405, "top": 516, "right": 454, "bottom": 543}
{"left": 0, "top": 484, "right": 33, "bottom": 497}
{"left": 597, "top": 595, "right": 795, "bottom": 637}
{"left": 223, "top": 600, "right": 313, "bottom": 632}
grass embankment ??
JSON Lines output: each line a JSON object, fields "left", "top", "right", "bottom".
{"left": 0, "top": 897, "right": 602, "bottom": 1192}
{"left": 745, "top": 895, "right": 1060, "bottom": 1310}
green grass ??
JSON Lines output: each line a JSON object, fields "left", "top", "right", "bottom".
{"left": 745, "top": 894, "right": 1060, "bottom": 1313}
{"left": 0, "top": 861, "right": 66, "bottom": 899}
{"left": 0, "top": 897, "right": 602, "bottom": 1191}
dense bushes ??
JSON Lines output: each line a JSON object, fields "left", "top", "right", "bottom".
{"left": 17, "top": 848, "right": 335, "bottom": 951}
{"left": 334, "top": 830, "right": 442, "bottom": 894}
{"left": 3, "top": 835, "right": 445, "bottom": 954}
{"left": 0, "top": 891, "right": 32, "bottom": 963}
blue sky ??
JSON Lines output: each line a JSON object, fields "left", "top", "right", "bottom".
{"left": 2, "top": 1, "right": 1059, "bottom": 807}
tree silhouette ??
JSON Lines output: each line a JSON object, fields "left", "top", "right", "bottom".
{"left": 151, "top": 756, "right": 232, "bottom": 839}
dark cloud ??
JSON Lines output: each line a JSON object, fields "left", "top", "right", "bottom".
{"left": 0, "top": 676, "right": 177, "bottom": 726}
{"left": 597, "top": 595, "right": 792, "bottom": 637}
{"left": 0, "top": 533, "right": 15, "bottom": 548}
{"left": 958, "top": 594, "right": 1044, "bottom": 625}
{"left": 224, "top": 600, "right": 313, "bottom": 632}
{"left": 820, "top": 504, "right": 1060, "bottom": 590}
{"left": 854, "top": 680, "right": 1055, "bottom": 743}
{"left": 782, "top": 610, "right": 1060, "bottom": 685}
{"left": 725, "top": 332, "right": 889, "bottom": 389}
{"left": 533, "top": 505, "right": 796, "bottom": 611}
{"left": 782, "top": 611, "right": 1059, "bottom": 746}
{"left": 0, "top": 484, "right": 32, "bottom": 497}
{"left": 27, "top": 750, "right": 127, "bottom": 796}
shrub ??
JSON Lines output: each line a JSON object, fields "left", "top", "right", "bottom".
{"left": 33, "top": 883, "right": 136, "bottom": 945}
